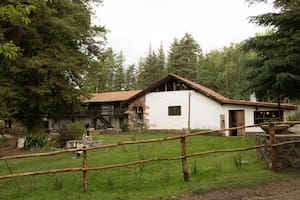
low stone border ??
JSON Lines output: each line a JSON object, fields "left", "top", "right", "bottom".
{"left": 256, "top": 133, "right": 300, "bottom": 169}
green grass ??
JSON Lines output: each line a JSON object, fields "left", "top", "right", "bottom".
{"left": 0, "top": 132, "right": 297, "bottom": 200}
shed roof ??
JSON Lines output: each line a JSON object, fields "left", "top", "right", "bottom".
{"left": 84, "top": 90, "right": 141, "bottom": 103}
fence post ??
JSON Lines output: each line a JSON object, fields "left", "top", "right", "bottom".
{"left": 82, "top": 146, "right": 88, "bottom": 192}
{"left": 181, "top": 130, "right": 189, "bottom": 182}
{"left": 268, "top": 122, "right": 277, "bottom": 170}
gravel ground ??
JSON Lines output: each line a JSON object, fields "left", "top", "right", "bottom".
{"left": 179, "top": 177, "right": 300, "bottom": 200}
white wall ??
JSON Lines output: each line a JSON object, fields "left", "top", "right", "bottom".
{"left": 189, "top": 91, "right": 224, "bottom": 130}
{"left": 145, "top": 90, "right": 292, "bottom": 135}
{"left": 145, "top": 90, "right": 189, "bottom": 130}
{"left": 145, "top": 90, "right": 223, "bottom": 130}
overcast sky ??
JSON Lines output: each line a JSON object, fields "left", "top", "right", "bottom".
{"left": 92, "top": 0, "right": 274, "bottom": 65}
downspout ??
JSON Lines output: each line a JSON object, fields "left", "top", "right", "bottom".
{"left": 188, "top": 92, "right": 191, "bottom": 133}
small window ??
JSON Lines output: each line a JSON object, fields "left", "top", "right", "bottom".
{"left": 254, "top": 110, "right": 283, "bottom": 124}
{"left": 168, "top": 106, "right": 181, "bottom": 116}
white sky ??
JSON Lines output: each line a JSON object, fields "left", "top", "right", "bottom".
{"left": 92, "top": 0, "right": 274, "bottom": 65}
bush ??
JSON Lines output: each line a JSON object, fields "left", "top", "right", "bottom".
{"left": 57, "top": 122, "right": 85, "bottom": 147}
{"left": 121, "top": 123, "right": 129, "bottom": 132}
{"left": 24, "top": 134, "right": 48, "bottom": 150}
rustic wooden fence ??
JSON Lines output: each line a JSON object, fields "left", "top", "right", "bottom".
{"left": 1, "top": 121, "right": 300, "bottom": 192}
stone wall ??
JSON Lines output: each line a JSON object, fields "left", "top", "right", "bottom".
{"left": 127, "top": 96, "right": 148, "bottom": 130}
{"left": 256, "top": 133, "right": 300, "bottom": 169}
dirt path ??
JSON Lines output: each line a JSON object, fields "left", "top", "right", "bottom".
{"left": 180, "top": 177, "right": 300, "bottom": 200}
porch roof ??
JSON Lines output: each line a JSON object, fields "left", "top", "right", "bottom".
{"left": 84, "top": 90, "right": 142, "bottom": 103}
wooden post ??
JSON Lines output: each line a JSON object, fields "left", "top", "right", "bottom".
{"left": 181, "top": 130, "right": 189, "bottom": 182}
{"left": 82, "top": 146, "right": 88, "bottom": 192}
{"left": 269, "top": 122, "right": 277, "bottom": 171}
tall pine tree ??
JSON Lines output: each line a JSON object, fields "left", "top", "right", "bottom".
{"left": 136, "top": 45, "right": 166, "bottom": 88}
{"left": 83, "top": 47, "right": 126, "bottom": 92}
{"left": 167, "top": 33, "right": 202, "bottom": 81}
{"left": 124, "top": 64, "right": 137, "bottom": 90}
{"left": 245, "top": 0, "right": 300, "bottom": 102}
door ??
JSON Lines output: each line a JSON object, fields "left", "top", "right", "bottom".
{"left": 229, "top": 110, "right": 245, "bottom": 136}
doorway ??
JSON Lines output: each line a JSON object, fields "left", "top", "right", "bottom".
{"left": 229, "top": 110, "right": 245, "bottom": 136}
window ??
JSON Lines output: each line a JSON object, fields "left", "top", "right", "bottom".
{"left": 254, "top": 110, "right": 283, "bottom": 124}
{"left": 134, "top": 106, "right": 143, "bottom": 126}
{"left": 168, "top": 106, "right": 181, "bottom": 116}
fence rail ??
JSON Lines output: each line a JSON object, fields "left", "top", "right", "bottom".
{"left": 1, "top": 121, "right": 300, "bottom": 192}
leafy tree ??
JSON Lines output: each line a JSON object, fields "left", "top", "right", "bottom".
{"left": 0, "top": 0, "right": 106, "bottom": 132}
{"left": 244, "top": 0, "right": 300, "bottom": 102}
{"left": 167, "top": 33, "right": 202, "bottom": 81}
{"left": 136, "top": 45, "right": 166, "bottom": 88}
{"left": 0, "top": 0, "right": 47, "bottom": 58}
{"left": 200, "top": 43, "right": 257, "bottom": 99}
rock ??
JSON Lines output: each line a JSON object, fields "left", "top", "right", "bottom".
{"left": 17, "top": 138, "right": 25, "bottom": 149}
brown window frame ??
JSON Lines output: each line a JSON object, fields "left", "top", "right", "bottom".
{"left": 168, "top": 106, "right": 181, "bottom": 116}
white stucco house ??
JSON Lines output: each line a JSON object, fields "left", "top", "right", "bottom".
{"left": 123, "top": 74, "right": 297, "bottom": 136}
{"left": 49, "top": 74, "right": 297, "bottom": 136}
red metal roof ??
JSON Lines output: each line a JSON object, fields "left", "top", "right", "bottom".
{"left": 83, "top": 74, "right": 296, "bottom": 110}
{"left": 123, "top": 74, "right": 296, "bottom": 110}
{"left": 170, "top": 74, "right": 296, "bottom": 109}
{"left": 84, "top": 90, "right": 142, "bottom": 103}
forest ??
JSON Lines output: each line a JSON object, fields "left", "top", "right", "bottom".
{"left": 0, "top": 0, "right": 299, "bottom": 131}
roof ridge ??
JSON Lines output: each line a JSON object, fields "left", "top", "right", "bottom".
{"left": 170, "top": 73, "right": 230, "bottom": 101}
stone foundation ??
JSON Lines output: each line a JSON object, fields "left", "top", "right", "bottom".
{"left": 256, "top": 134, "right": 300, "bottom": 169}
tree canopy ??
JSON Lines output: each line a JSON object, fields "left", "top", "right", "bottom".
{"left": 135, "top": 44, "right": 166, "bottom": 88}
{"left": 200, "top": 43, "right": 256, "bottom": 99}
{"left": 0, "top": 0, "right": 106, "bottom": 131}
{"left": 244, "top": 0, "right": 300, "bottom": 101}
{"left": 84, "top": 48, "right": 127, "bottom": 92}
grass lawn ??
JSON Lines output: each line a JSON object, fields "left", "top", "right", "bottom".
{"left": 0, "top": 132, "right": 297, "bottom": 200}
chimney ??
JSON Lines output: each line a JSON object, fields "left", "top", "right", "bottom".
{"left": 250, "top": 92, "right": 257, "bottom": 102}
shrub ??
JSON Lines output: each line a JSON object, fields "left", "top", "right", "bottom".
{"left": 57, "top": 122, "right": 85, "bottom": 147}
{"left": 121, "top": 123, "right": 129, "bottom": 132}
{"left": 24, "top": 134, "right": 48, "bottom": 150}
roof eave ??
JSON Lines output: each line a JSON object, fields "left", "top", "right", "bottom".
{"left": 221, "top": 100, "right": 297, "bottom": 110}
